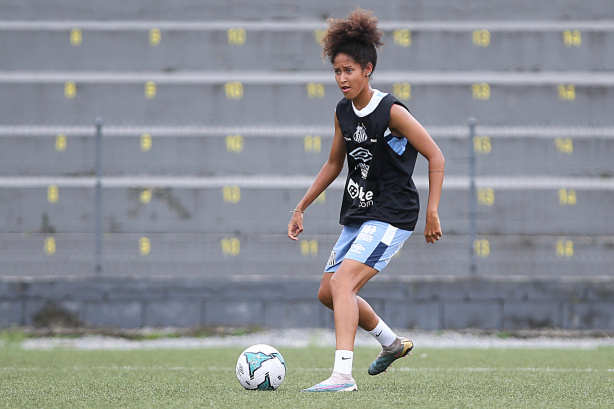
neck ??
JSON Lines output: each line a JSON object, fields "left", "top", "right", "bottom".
{"left": 353, "top": 86, "right": 374, "bottom": 110}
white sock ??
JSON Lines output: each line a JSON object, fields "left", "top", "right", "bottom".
{"left": 332, "top": 350, "right": 353, "bottom": 376}
{"left": 368, "top": 318, "right": 397, "bottom": 347}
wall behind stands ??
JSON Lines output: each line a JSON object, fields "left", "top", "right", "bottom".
{"left": 2, "top": 276, "right": 614, "bottom": 330}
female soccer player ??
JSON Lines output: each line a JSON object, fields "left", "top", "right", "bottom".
{"left": 288, "top": 8, "right": 444, "bottom": 392}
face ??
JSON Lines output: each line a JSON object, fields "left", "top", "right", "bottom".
{"left": 333, "top": 53, "right": 372, "bottom": 101}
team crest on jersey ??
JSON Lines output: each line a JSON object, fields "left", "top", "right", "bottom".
{"left": 353, "top": 124, "right": 368, "bottom": 143}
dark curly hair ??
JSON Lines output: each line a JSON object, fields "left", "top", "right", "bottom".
{"left": 321, "top": 8, "right": 384, "bottom": 74}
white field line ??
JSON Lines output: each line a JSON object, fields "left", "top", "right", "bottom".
{"left": 16, "top": 334, "right": 614, "bottom": 351}
{"left": 2, "top": 366, "right": 613, "bottom": 374}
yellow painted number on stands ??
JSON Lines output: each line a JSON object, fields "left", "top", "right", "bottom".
{"left": 140, "top": 189, "right": 152, "bottom": 204}
{"left": 558, "top": 189, "right": 577, "bottom": 206}
{"left": 223, "top": 185, "right": 241, "bottom": 203}
{"left": 149, "top": 28, "right": 161, "bottom": 46}
{"left": 64, "top": 81, "right": 77, "bottom": 99}
{"left": 472, "top": 83, "right": 490, "bottom": 100}
{"left": 304, "top": 135, "right": 321, "bottom": 153}
{"left": 473, "top": 136, "right": 492, "bottom": 154}
{"left": 393, "top": 83, "right": 411, "bottom": 101}
{"left": 48, "top": 185, "right": 59, "bottom": 203}
{"left": 301, "top": 240, "right": 318, "bottom": 256}
{"left": 139, "top": 237, "right": 151, "bottom": 255}
{"left": 70, "top": 28, "right": 82, "bottom": 46}
{"left": 145, "top": 81, "right": 157, "bottom": 99}
{"left": 393, "top": 29, "right": 411, "bottom": 47}
{"left": 474, "top": 239, "right": 490, "bottom": 258}
{"left": 55, "top": 134, "right": 67, "bottom": 152}
{"left": 472, "top": 29, "right": 490, "bottom": 47}
{"left": 226, "top": 135, "right": 244, "bottom": 153}
{"left": 477, "top": 188, "right": 495, "bottom": 206}
{"left": 44, "top": 237, "right": 56, "bottom": 255}
{"left": 228, "top": 28, "right": 246, "bottom": 46}
{"left": 225, "top": 82, "right": 244, "bottom": 99}
{"left": 221, "top": 237, "right": 240, "bottom": 256}
{"left": 307, "top": 83, "right": 325, "bottom": 99}
{"left": 563, "top": 30, "right": 581, "bottom": 47}
{"left": 555, "top": 137, "right": 573, "bottom": 154}
{"left": 314, "top": 29, "right": 326, "bottom": 45}
{"left": 558, "top": 84, "right": 575, "bottom": 101}
{"left": 315, "top": 191, "right": 326, "bottom": 204}
{"left": 140, "top": 133, "right": 152, "bottom": 152}
{"left": 556, "top": 239, "right": 574, "bottom": 257}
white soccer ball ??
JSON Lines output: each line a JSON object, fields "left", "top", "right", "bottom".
{"left": 236, "top": 344, "right": 286, "bottom": 390}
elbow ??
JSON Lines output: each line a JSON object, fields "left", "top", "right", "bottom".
{"left": 431, "top": 150, "right": 445, "bottom": 169}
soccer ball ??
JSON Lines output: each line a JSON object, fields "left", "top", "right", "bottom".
{"left": 236, "top": 344, "right": 286, "bottom": 390}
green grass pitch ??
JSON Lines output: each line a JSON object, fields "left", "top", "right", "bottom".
{"left": 1, "top": 344, "right": 613, "bottom": 408}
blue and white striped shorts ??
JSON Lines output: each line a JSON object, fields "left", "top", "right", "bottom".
{"left": 324, "top": 220, "right": 413, "bottom": 273}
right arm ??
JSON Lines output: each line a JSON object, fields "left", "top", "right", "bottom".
{"left": 288, "top": 113, "right": 346, "bottom": 241}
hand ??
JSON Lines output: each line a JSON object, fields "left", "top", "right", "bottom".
{"left": 288, "top": 211, "right": 304, "bottom": 241}
{"left": 424, "top": 211, "right": 442, "bottom": 243}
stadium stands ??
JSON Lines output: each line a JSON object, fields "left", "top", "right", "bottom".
{"left": 1, "top": 0, "right": 613, "bottom": 281}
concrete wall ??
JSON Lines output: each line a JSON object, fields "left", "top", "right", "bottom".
{"left": 1, "top": 276, "right": 613, "bottom": 330}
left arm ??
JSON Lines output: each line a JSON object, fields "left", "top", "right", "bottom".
{"left": 389, "top": 104, "right": 445, "bottom": 243}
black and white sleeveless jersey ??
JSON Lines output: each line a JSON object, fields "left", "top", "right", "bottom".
{"left": 336, "top": 90, "right": 420, "bottom": 231}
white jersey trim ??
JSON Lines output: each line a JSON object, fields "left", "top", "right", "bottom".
{"left": 352, "top": 89, "right": 389, "bottom": 117}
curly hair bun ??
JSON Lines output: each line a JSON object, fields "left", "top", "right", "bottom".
{"left": 321, "top": 8, "right": 384, "bottom": 68}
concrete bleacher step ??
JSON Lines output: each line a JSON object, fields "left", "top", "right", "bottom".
{"left": 2, "top": 20, "right": 613, "bottom": 72}
{"left": 1, "top": 71, "right": 614, "bottom": 123}
{"left": 1, "top": 176, "right": 613, "bottom": 236}
{"left": 0, "top": 232, "right": 611, "bottom": 277}
{"left": 3, "top": 0, "right": 612, "bottom": 21}
{"left": 0, "top": 125, "right": 612, "bottom": 178}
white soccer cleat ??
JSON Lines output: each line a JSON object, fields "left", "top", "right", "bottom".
{"left": 302, "top": 372, "right": 357, "bottom": 392}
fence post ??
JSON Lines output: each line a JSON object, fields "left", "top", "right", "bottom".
{"left": 468, "top": 116, "right": 477, "bottom": 275}
{"left": 95, "top": 117, "right": 103, "bottom": 274}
